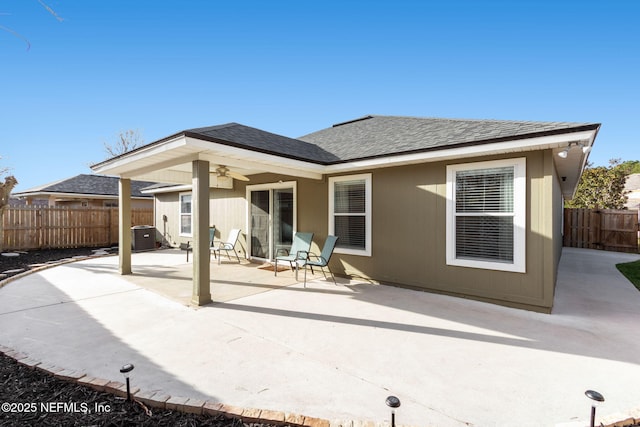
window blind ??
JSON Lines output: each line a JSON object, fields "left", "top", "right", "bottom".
{"left": 455, "top": 167, "right": 515, "bottom": 263}
{"left": 333, "top": 179, "right": 366, "bottom": 250}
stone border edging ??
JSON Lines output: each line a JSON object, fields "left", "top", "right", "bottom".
{"left": 3, "top": 344, "right": 640, "bottom": 427}
{"left": 0, "top": 344, "right": 337, "bottom": 427}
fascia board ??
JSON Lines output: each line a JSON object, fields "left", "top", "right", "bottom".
{"left": 92, "top": 135, "right": 190, "bottom": 175}
{"left": 142, "top": 184, "right": 192, "bottom": 194}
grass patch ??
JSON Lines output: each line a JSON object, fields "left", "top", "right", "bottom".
{"left": 616, "top": 260, "right": 640, "bottom": 292}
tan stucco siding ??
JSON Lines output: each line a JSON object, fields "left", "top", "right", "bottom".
{"left": 320, "top": 151, "right": 558, "bottom": 312}
{"left": 550, "top": 151, "right": 564, "bottom": 304}
{"left": 154, "top": 186, "right": 248, "bottom": 254}
{"left": 154, "top": 193, "right": 181, "bottom": 247}
{"left": 153, "top": 152, "right": 561, "bottom": 312}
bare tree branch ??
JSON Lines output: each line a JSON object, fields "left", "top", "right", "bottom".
{"left": 104, "top": 129, "right": 144, "bottom": 157}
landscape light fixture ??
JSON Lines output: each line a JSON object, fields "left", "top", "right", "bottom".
{"left": 585, "top": 389, "right": 605, "bottom": 427}
{"left": 385, "top": 395, "right": 401, "bottom": 427}
{"left": 119, "top": 363, "right": 135, "bottom": 401}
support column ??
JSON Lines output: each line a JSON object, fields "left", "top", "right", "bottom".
{"left": 191, "top": 159, "right": 212, "bottom": 305}
{"left": 119, "top": 178, "right": 132, "bottom": 275}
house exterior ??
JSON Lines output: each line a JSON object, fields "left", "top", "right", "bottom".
{"left": 91, "top": 115, "right": 600, "bottom": 313}
{"left": 624, "top": 173, "right": 640, "bottom": 210}
{"left": 13, "top": 174, "right": 157, "bottom": 208}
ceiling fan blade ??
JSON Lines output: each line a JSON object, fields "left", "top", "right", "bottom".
{"left": 227, "top": 170, "right": 250, "bottom": 181}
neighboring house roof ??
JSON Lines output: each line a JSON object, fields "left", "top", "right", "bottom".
{"left": 624, "top": 173, "right": 640, "bottom": 210}
{"left": 13, "top": 174, "right": 158, "bottom": 199}
{"left": 624, "top": 173, "right": 640, "bottom": 192}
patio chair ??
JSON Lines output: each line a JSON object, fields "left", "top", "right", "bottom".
{"left": 299, "top": 235, "right": 339, "bottom": 287}
{"left": 211, "top": 228, "right": 242, "bottom": 265}
{"left": 274, "top": 232, "right": 313, "bottom": 277}
{"left": 182, "top": 226, "right": 216, "bottom": 262}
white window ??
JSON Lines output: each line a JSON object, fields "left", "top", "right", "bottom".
{"left": 328, "top": 174, "right": 372, "bottom": 256}
{"left": 179, "top": 192, "right": 192, "bottom": 236}
{"left": 446, "top": 158, "right": 526, "bottom": 273}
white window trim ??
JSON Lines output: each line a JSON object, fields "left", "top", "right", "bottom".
{"left": 179, "top": 191, "right": 193, "bottom": 237}
{"left": 328, "top": 173, "right": 372, "bottom": 256}
{"left": 446, "top": 158, "right": 526, "bottom": 273}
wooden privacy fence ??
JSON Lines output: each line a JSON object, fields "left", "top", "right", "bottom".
{"left": 563, "top": 208, "right": 640, "bottom": 253}
{"left": 1, "top": 206, "right": 154, "bottom": 251}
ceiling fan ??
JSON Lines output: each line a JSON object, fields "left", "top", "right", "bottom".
{"left": 213, "top": 165, "right": 250, "bottom": 182}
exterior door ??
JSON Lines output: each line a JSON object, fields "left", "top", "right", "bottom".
{"left": 250, "top": 190, "right": 270, "bottom": 258}
{"left": 248, "top": 183, "right": 296, "bottom": 261}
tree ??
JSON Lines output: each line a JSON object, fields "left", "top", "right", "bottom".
{"left": 0, "top": 176, "right": 18, "bottom": 213}
{"left": 618, "top": 160, "right": 640, "bottom": 175}
{"left": 103, "top": 129, "right": 144, "bottom": 157}
{"left": 0, "top": 157, "right": 17, "bottom": 213}
{"left": 565, "top": 159, "right": 629, "bottom": 209}
{"left": 0, "top": 157, "right": 18, "bottom": 252}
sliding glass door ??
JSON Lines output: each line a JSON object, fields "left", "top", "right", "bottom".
{"left": 248, "top": 183, "right": 296, "bottom": 261}
{"left": 250, "top": 190, "right": 270, "bottom": 258}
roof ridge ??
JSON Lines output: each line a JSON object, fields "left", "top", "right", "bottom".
{"left": 364, "top": 114, "right": 594, "bottom": 126}
{"left": 332, "top": 115, "right": 374, "bottom": 127}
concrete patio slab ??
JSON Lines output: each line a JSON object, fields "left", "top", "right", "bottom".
{"left": 111, "top": 249, "right": 300, "bottom": 304}
{"left": 0, "top": 247, "right": 639, "bottom": 427}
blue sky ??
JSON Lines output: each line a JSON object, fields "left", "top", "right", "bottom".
{"left": 1, "top": 0, "right": 638, "bottom": 192}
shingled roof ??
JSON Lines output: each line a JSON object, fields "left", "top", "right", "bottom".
{"left": 14, "top": 174, "right": 157, "bottom": 198}
{"left": 299, "top": 115, "right": 600, "bottom": 163}
{"left": 184, "top": 123, "right": 340, "bottom": 163}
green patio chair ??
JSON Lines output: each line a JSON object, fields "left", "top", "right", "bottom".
{"left": 299, "top": 235, "right": 339, "bottom": 288}
{"left": 274, "top": 232, "right": 313, "bottom": 277}
{"left": 183, "top": 226, "right": 215, "bottom": 262}
{"left": 211, "top": 228, "right": 241, "bottom": 265}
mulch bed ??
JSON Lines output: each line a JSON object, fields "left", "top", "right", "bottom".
{"left": 0, "top": 353, "right": 255, "bottom": 426}
{"left": 0, "top": 247, "right": 107, "bottom": 280}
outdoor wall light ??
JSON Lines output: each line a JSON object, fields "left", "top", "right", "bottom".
{"left": 385, "top": 395, "right": 401, "bottom": 427}
{"left": 120, "top": 363, "right": 135, "bottom": 401}
{"left": 557, "top": 141, "right": 591, "bottom": 158}
{"left": 585, "top": 389, "right": 605, "bottom": 427}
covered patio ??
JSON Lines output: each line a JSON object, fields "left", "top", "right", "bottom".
{"left": 90, "top": 125, "right": 329, "bottom": 307}
{"left": 114, "top": 249, "right": 307, "bottom": 305}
